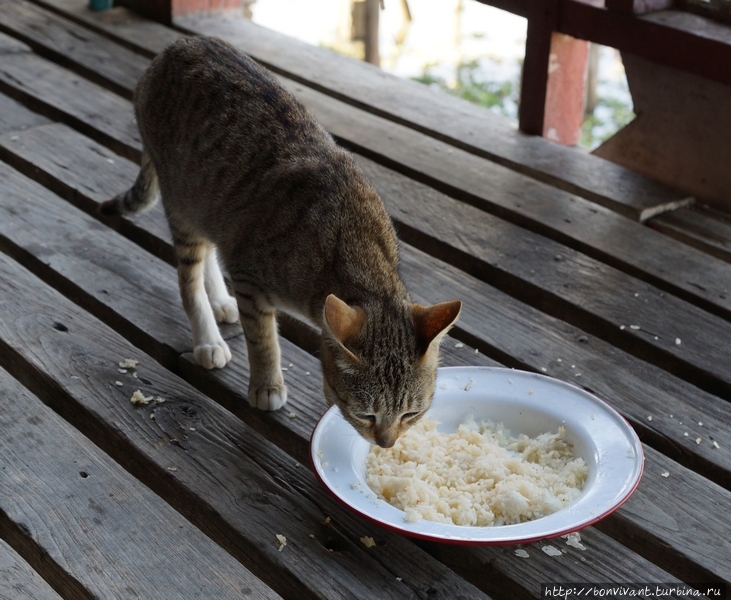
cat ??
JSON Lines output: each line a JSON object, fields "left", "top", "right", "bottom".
{"left": 101, "top": 36, "right": 461, "bottom": 448}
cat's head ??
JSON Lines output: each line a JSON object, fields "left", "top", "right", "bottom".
{"left": 320, "top": 294, "right": 462, "bottom": 447}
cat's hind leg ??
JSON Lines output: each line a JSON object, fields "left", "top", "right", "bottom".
{"left": 204, "top": 248, "right": 239, "bottom": 324}
{"left": 172, "top": 230, "right": 232, "bottom": 369}
{"left": 231, "top": 283, "right": 287, "bottom": 411}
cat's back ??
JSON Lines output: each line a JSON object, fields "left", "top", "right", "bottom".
{"left": 134, "top": 36, "right": 322, "bottom": 159}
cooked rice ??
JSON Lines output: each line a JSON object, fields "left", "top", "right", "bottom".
{"left": 365, "top": 417, "right": 588, "bottom": 527}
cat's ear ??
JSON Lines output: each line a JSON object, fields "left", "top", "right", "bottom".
{"left": 411, "top": 300, "right": 462, "bottom": 354}
{"left": 323, "top": 294, "right": 366, "bottom": 361}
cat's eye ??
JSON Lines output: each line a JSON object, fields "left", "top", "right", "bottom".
{"left": 401, "top": 412, "right": 420, "bottom": 421}
{"left": 357, "top": 414, "right": 377, "bottom": 424}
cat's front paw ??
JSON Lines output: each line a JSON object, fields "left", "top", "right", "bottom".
{"left": 194, "top": 340, "right": 232, "bottom": 369}
{"left": 248, "top": 383, "right": 288, "bottom": 411}
{"left": 211, "top": 297, "right": 239, "bottom": 324}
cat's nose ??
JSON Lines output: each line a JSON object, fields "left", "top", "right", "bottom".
{"left": 375, "top": 431, "right": 397, "bottom": 448}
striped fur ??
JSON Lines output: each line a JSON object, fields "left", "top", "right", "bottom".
{"left": 107, "top": 36, "right": 460, "bottom": 446}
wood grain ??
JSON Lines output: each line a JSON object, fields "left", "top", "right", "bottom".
{"left": 650, "top": 205, "right": 731, "bottom": 264}
{"left": 0, "top": 92, "right": 51, "bottom": 136}
{"left": 1, "top": 115, "right": 729, "bottom": 491}
{"left": 0, "top": 538, "right": 62, "bottom": 600}
{"left": 0, "top": 0, "right": 148, "bottom": 99}
{"left": 0, "top": 45, "right": 140, "bottom": 160}
{"left": 0, "top": 367, "right": 280, "bottom": 600}
{"left": 171, "top": 12, "right": 692, "bottom": 221}
{"left": 0, "top": 251, "right": 488, "bottom": 600}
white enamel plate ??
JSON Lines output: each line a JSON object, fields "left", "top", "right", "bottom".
{"left": 310, "top": 366, "right": 644, "bottom": 545}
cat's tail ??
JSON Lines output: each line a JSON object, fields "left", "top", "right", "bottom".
{"left": 100, "top": 150, "right": 160, "bottom": 216}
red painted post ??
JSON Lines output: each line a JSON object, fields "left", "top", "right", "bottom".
{"left": 542, "top": 32, "right": 589, "bottom": 145}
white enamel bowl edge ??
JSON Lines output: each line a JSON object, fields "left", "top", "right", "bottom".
{"left": 310, "top": 366, "right": 644, "bottom": 545}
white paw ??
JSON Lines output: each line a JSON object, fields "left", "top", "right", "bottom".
{"left": 248, "top": 383, "right": 288, "bottom": 411}
{"left": 210, "top": 297, "right": 239, "bottom": 324}
{"left": 194, "top": 340, "right": 232, "bottom": 369}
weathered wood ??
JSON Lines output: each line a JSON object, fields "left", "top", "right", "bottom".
{"left": 1, "top": 108, "right": 730, "bottom": 492}
{"left": 0, "top": 538, "right": 62, "bottom": 600}
{"left": 0, "top": 251, "right": 489, "bottom": 600}
{"left": 650, "top": 205, "right": 731, "bottom": 264}
{"left": 606, "top": 0, "right": 675, "bottom": 13}
{"left": 0, "top": 0, "right": 148, "bottom": 100}
{"left": 2, "top": 28, "right": 726, "bottom": 344}
{"left": 398, "top": 244, "right": 731, "bottom": 487}
{"left": 0, "top": 368, "right": 280, "bottom": 600}
{"left": 0, "top": 92, "right": 51, "bottom": 136}
{"left": 0, "top": 36, "right": 140, "bottom": 161}
{"left": 33, "top": 0, "right": 692, "bottom": 221}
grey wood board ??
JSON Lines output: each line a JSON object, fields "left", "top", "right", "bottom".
{"left": 397, "top": 244, "right": 731, "bottom": 487}
{"left": 0, "top": 367, "right": 280, "bottom": 600}
{"left": 0, "top": 251, "right": 487, "bottom": 600}
{"left": 1, "top": 117, "right": 729, "bottom": 491}
{"left": 0, "top": 46, "right": 140, "bottom": 161}
{"left": 650, "top": 205, "right": 731, "bottom": 264}
{"left": 0, "top": 140, "right": 701, "bottom": 594}
{"left": 0, "top": 158, "right": 198, "bottom": 369}
{"left": 1, "top": 25, "right": 728, "bottom": 339}
{"left": 0, "top": 537, "right": 63, "bottom": 600}
{"left": 171, "top": 13, "right": 693, "bottom": 221}
{"left": 30, "top": 0, "right": 182, "bottom": 57}
{"left": 0, "top": 0, "right": 148, "bottom": 99}
{"left": 0, "top": 120, "right": 174, "bottom": 263}
{"left": 0, "top": 92, "right": 51, "bottom": 136}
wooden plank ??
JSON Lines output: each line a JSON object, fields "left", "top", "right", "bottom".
{"left": 0, "top": 369, "right": 279, "bottom": 600}
{"left": 0, "top": 538, "right": 62, "bottom": 600}
{"left": 32, "top": 0, "right": 692, "bottom": 221}
{"left": 0, "top": 0, "right": 148, "bottom": 100}
{"left": 1, "top": 110, "right": 730, "bottom": 492}
{"left": 0, "top": 251, "right": 490, "bottom": 600}
{"left": 1, "top": 56, "right": 730, "bottom": 389}
{"left": 2, "top": 142, "right": 729, "bottom": 588}
{"left": 2, "top": 19, "right": 723, "bottom": 339}
{"left": 605, "top": 0, "right": 675, "bottom": 13}
{"left": 1, "top": 128, "right": 728, "bottom": 593}
{"left": 649, "top": 205, "right": 731, "bottom": 264}
{"left": 0, "top": 90, "right": 51, "bottom": 136}
{"left": 0, "top": 33, "right": 140, "bottom": 161}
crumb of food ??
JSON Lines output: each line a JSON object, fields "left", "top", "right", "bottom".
{"left": 647, "top": 415, "right": 653, "bottom": 421}
{"left": 118, "top": 368, "right": 127, "bottom": 374}
{"left": 275, "top": 534, "right": 287, "bottom": 552}
{"left": 630, "top": 325, "right": 640, "bottom": 330}
{"left": 540, "top": 367, "right": 547, "bottom": 373}
{"left": 150, "top": 412, "right": 155, "bottom": 420}
{"left": 305, "top": 371, "right": 311, "bottom": 376}
{"left": 333, "top": 467, "right": 339, "bottom": 472}
{"left": 527, "top": 390, "right": 534, "bottom": 395}
{"left": 514, "top": 549, "right": 529, "bottom": 558}
{"left": 360, "top": 536, "right": 376, "bottom": 548}
{"left": 620, "top": 325, "right": 626, "bottom": 330}
{"left": 114, "top": 381, "right": 124, "bottom": 387}
{"left": 288, "top": 412, "right": 296, "bottom": 419}
{"left": 474, "top": 348, "right": 479, "bottom": 354}
{"left": 189, "top": 427, "right": 196, "bottom": 432}
{"left": 696, "top": 437, "right": 702, "bottom": 445}
{"left": 317, "top": 450, "right": 323, "bottom": 457}
{"left": 119, "top": 358, "right": 139, "bottom": 369}
{"left": 396, "top": 576, "right": 403, "bottom": 582}
{"left": 713, "top": 441, "right": 720, "bottom": 449}
{"left": 351, "top": 482, "right": 361, "bottom": 490}
{"left": 167, "top": 466, "right": 177, "bottom": 472}
{"left": 675, "top": 338, "right": 681, "bottom": 345}
{"left": 661, "top": 471, "right": 670, "bottom": 478}
{"left": 563, "top": 532, "right": 586, "bottom": 550}
{"left": 323, "top": 516, "right": 331, "bottom": 526}
{"left": 132, "top": 372, "right": 138, "bottom": 378}
{"left": 130, "top": 390, "right": 152, "bottom": 406}
{"left": 684, "top": 432, "right": 689, "bottom": 437}
{"left": 321, "top": 461, "right": 329, "bottom": 467}
{"left": 282, "top": 367, "right": 288, "bottom": 371}
{"left": 455, "top": 342, "right": 464, "bottom": 348}
{"left": 542, "top": 545, "right": 563, "bottom": 557}
{"left": 155, "top": 396, "right": 166, "bottom": 404}
{"left": 309, "top": 534, "right": 315, "bottom": 539}
{"left": 698, "top": 422, "right": 703, "bottom": 426}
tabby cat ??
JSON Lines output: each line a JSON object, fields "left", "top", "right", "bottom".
{"left": 102, "top": 36, "right": 461, "bottom": 448}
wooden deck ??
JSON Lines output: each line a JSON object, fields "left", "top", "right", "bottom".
{"left": 0, "top": 1, "right": 729, "bottom": 598}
